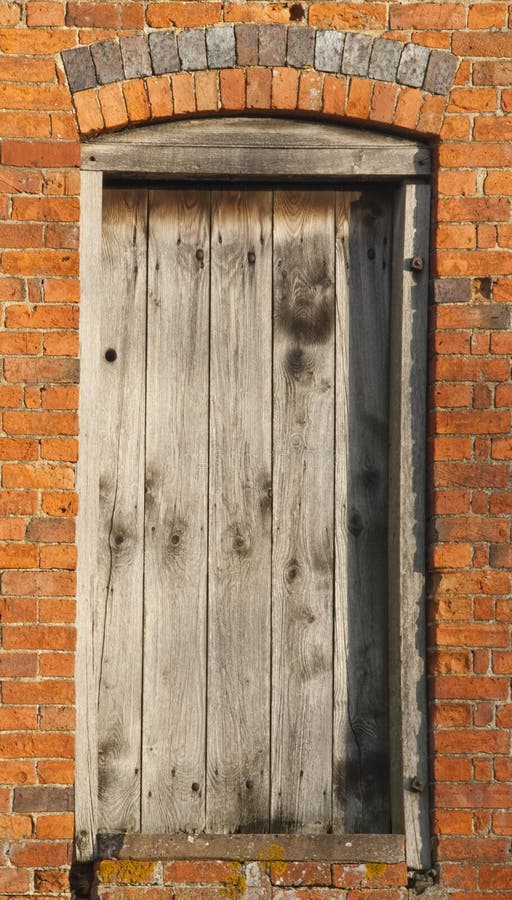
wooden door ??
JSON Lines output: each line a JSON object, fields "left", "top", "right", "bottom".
{"left": 89, "top": 184, "right": 393, "bottom": 838}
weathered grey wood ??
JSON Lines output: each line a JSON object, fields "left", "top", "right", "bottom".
{"left": 95, "top": 189, "right": 147, "bottom": 834}
{"left": 332, "top": 190, "right": 356, "bottom": 834}
{"left": 388, "top": 182, "right": 430, "bottom": 871}
{"left": 207, "top": 189, "right": 273, "bottom": 832}
{"left": 75, "top": 169, "right": 103, "bottom": 863}
{"left": 271, "top": 190, "right": 335, "bottom": 833}
{"left": 97, "top": 831, "right": 405, "bottom": 863}
{"left": 334, "top": 188, "right": 393, "bottom": 833}
{"left": 82, "top": 118, "right": 431, "bottom": 178}
{"left": 142, "top": 190, "right": 210, "bottom": 832}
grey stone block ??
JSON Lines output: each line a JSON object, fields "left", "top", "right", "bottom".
{"left": 314, "top": 29, "right": 344, "bottom": 73}
{"left": 235, "top": 24, "right": 258, "bottom": 66}
{"left": 149, "top": 30, "right": 180, "bottom": 75}
{"left": 341, "top": 33, "right": 373, "bottom": 77}
{"left": 178, "top": 28, "right": 207, "bottom": 71}
{"left": 287, "top": 26, "right": 315, "bottom": 68}
{"left": 397, "top": 42, "right": 430, "bottom": 89}
{"left": 258, "top": 25, "right": 286, "bottom": 67}
{"left": 424, "top": 50, "right": 458, "bottom": 95}
{"left": 120, "top": 35, "right": 152, "bottom": 79}
{"left": 206, "top": 26, "right": 236, "bottom": 68}
{"left": 368, "top": 38, "right": 402, "bottom": 82}
{"left": 62, "top": 45, "right": 97, "bottom": 93}
{"left": 91, "top": 39, "right": 124, "bottom": 85}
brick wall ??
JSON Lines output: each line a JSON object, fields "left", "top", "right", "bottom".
{"left": 0, "top": 1, "right": 511, "bottom": 897}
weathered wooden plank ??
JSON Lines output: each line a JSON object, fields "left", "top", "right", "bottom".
{"left": 388, "top": 182, "right": 430, "bottom": 870}
{"left": 95, "top": 188, "right": 147, "bottom": 834}
{"left": 82, "top": 144, "right": 430, "bottom": 179}
{"left": 271, "top": 189, "right": 335, "bottom": 833}
{"left": 98, "top": 832, "right": 405, "bottom": 864}
{"left": 207, "top": 189, "right": 273, "bottom": 832}
{"left": 75, "top": 169, "right": 103, "bottom": 863}
{"left": 142, "top": 189, "right": 210, "bottom": 833}
{"left": 334, "top": 188, "right": 393, "bottom": 834}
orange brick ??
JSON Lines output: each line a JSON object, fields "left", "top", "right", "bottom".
{"left": 40, "top": 544, "right": 77, "bottom": 569}
{"left": 38, "top": 760, "right": 74, "bottom": 784}
{"left": 41, "top": 438, "right": 78, "bottom": 461}
{"left": 0, "top": 29, "right": 76, "bottom": 54}
{"left": 0, "top": 544, "right": 38, "bottom": 568}
{"left": 36, "top": 813, "right": 74, "bottom": 839}
{"left": 194, "top": 70, "right": 218, "bottom": 112}
{"left": 1, "top": 140, "right": 79, "bottom": 168}
{"left": 2, "top": 249, "right": 78, "bottom": 277}
{"left": 309, "top": 3, "right": 387, "bottom": 30}
{"left": 147, "top": 2, "right": 222, "bottom": 28}
{"left": 44, "top": 279, "right": 80, "bottom": 303}
{"left": 322, "top": 74, "right": 347, "bottom": 117}
{"left": 394, "top": 85, "right": 422, "bottom": 130}
{"left": 298, "top": 70, "right": 323, "bottom": 112}
{"left": 448, "top": 88, "right": 497, "bottom": 114}
{"left": 431, "top": 543, "right": 473, "bottom": 569}
{"left": 0, "top": 110, "right": 50, "bottom": 138}
{"left": 370, "top": 82, "right": 398, "bottom": 125}
{"left": 272, "top": 67, "right": 298, "bottom": 111}
{"left": 164, "top": 861, "right": 239, "bottom": 885}
{"left": 39, "top": 652, "right": 75, "bottom": 677}
{"left": 0, "top": 815, "right": 32, "bottom": 839}
{"left": 247, "top": 67, "right": 271, "bottom": 111}
{"left": 220, "top": 68, "right": 246, "bottom": 111}
{"left": 2, "top": 463, "right": 74, "bottom": 489}
{"left": 41, "top": 491, "right": 78, "bottom": 516}
{"left": 123, "top": 79, "right": 151, "bottom": 125}
{"left": 73, "top": 88, "right": 104, "bottom": 138}
{"left": 1, "top": 569, "right": 76, "bottom": 597}
{"left": 390, "top": 2, "right": 465, "bottom": 29}
{"left": 98, "top": 82, "right": 129, "bottom": 131}
{"left": 437, "top": 224, "right": 475, "bottom": 250}
{"left": 146, "top": 76, "right": 173, "bottom": 120}
{"left": 417, "top": 94, "right": 446, "bottom": 136}
{"left": 43, "top": 331, "right": 79, "bottom": 356}
{"left": 171, "top": 72, "right": 196, "bottom": 115}
{"left": 0, "top": 1, "right": 22, "bottom": 26}
{"left": 346, "top": 77, "right": 372, "bottom": 120}
{"left": 469, "top": 3, "right": 507, "bottom": 29}
{"left": 224, "top": 2, "right": 289, "bottom": 23}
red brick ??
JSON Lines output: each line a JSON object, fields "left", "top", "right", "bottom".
{"left": 247, "top": 67, "right": 271, "bottom": 111}
{"left": 146, "top": 76, "right": 174, "bottom": 119}
{"left": 1, "top": 141, "right": 79, "bottom": 168}
{"left": 171, "top": 72, "right": 196, "bottom": 115}
{"left": 309, "top": 3, "right": 387, "bottom": 30}
{"left": 147, "top": 2, "right": 222, "bottom": 28}
{"left": 220, "top": 68, "right": 246, "bottom": 111}
{"left": 346, "top": 77, "right": 372, "bottom": 121}
{"left": 272, "top": 67, "right": 298, "bottom": 110}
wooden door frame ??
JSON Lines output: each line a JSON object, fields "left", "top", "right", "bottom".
{"left": 77, "top": 117, "right": 431, "bottom": 873}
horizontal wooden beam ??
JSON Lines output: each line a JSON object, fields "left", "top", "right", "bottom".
{"left": 97, "top": 832, "right": 405, "bottom": 863}
{"left": 82, "top": 117, "right": 431, "bottom": 179}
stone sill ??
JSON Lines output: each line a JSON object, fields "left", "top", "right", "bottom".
{"left": 96, "top": 833, "right": 405, "bottom": 864}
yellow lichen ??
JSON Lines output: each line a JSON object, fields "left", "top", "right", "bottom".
{"left": 97, "top": 859, "right": 156, "bottom": 885}
{"left": 258, "top": 842, "right": 286, "bottom": 878}
{"left": 365, "top": 862, "right": 387, "bottom": 879}
{"left": 220, "top": 861, "right": 247, "bottom": 898}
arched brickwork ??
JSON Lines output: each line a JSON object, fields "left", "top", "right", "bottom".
{"left": 60, "top": 26, "right": 458, "bottom": 139}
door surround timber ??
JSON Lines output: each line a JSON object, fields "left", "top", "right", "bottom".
{"left": 77, "top": 117, "right": 431, "bottom": 871}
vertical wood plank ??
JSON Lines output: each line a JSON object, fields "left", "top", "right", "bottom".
{"left": 271, "top": 189, "right": 335, "bottom": 834}
{"left": 388, "top": 182, "right": 430, "bottom": 870}
{"left": 75, "top": 170, "right": 103, "bottom": 862}
{"left": 142, "top": 189, "right": 210, "bottom": 833}
{"left": 207, "top": 189, "right": 273, "bottom": 833}
{"left": 96, "top": 189, "right": 147, "bottom": 834}
{"left": 334, "top": 188, "right": 393, "bottom": 834}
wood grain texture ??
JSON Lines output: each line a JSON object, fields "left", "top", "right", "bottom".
{"left": 142, "top": 190, "right": 210, "bottom": 833}
{"left": 96, "top": 189, "right": 147, "bottom": 834}
{"left": 75, "top": 170, "right": 103, "bottom": 862}
{"left": 271, "top": 189, "right": 335, "bottom": 834}
{"left": 334, "top": 188, "right": 393, "bottom": 834}
{"left": 83, "top": 118, "right": 431, "bottom": 178}
{"left": 388, "top": 182, "right": 430, "bottom": 870}
{"left": 207, "top": 189, "right": 273, "bottom": 833}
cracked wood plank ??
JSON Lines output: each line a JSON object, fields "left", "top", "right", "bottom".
{"left": 142, "top": 189, "right": 210, "bottom": 833}
{"left": 96, "top": 188, "right": 147, "bottom": 833}
{"left": 207, "top": 189, "right": 273, "bottom": 833}
{"left": 271, "top": 189, "right": 335, "bottom": 833}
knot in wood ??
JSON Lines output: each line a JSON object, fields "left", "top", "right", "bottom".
{"left": 348, "top": 508, "right": 364, "bottom": 537}
{"left": 247, "top": 251, "right": 256, "bottom": 264}
{"left": 104, "top": 347, "right": 117, "bottom": 362}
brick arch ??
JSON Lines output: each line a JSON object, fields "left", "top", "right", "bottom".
{"left": 61, "top": 26, "right": 458, "bottom": 140}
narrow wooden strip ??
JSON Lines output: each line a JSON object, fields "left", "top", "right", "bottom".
{"left": 271, "top": 189, "right": 335, "bottom": 834}
{"left": 388, "top": 182, "right": 430, "bottom": 871}
{"left": 82, "top": 144, "right": 430, "bottom": 178}
{"left": 75, "top": 170, "right": 103, "bottom": 863}
{"left": 142, "top": 189, "right": 210, "bottom": 833}
{"left": 207, "top": 188, "right": 273, "bottom": 833}
{"left": 96, "top": 188, "right": 147, "bottom": 834}
{"left": 334, "top": 188, "right": 393, "bottom": 834}
{"left": 98, "top": 832, "right": 405, "bottom": 863}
